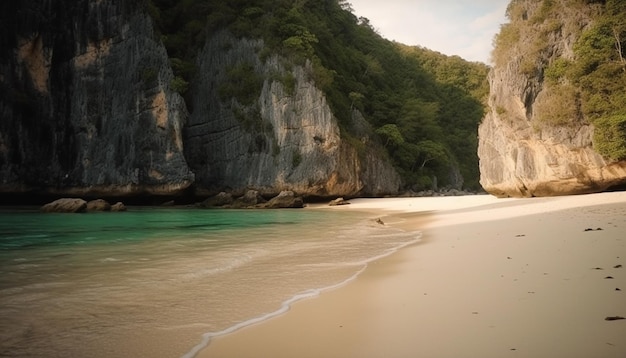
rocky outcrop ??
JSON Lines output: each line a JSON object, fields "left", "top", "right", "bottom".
{"left": 185, "top": 31, "right": 400, "bottom": 198}
{"left": 233, "top": 190, "right": 266, "bottom": 208}
{"left": 86, "top": 199, "right": 111, "bottom": 212}
{"left": 41, "top": 198, "right": 126, "bottom": 212}
{"left": 263, "top": 191, "right": 304, "bottom": 209}
{"left": 198, "top": 192, "right": 234, "bottom": 208}
{"left": 479, "top": 106, "right": 626, "bottom": 197}
{"left": 0, "top": 0, "right": 193, "bottom": 198}
{"left": 199, "top": 190, "right": 303, "bottom": 209}
{"left": 478, "top": 0, "right": 626, "bottom": 197}
{"left": 1, "top": 4, "right": 400, "bottom": 201}
{"left": 111, "top": 202, "right": 127, "bottom": 212}
{"left": 41, "top": 198, "right": 87, "bottom": 213}
{"left": 328, "top": 197, "right": 350, "bottom": 206}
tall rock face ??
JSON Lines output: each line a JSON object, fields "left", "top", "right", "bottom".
{"left": 0, "top": 3, "right": 401, "bottom": 200}
{"left": 478, "top": 0, "right": 626, "bottom": 197}
{"left": 185, "top": 32, "right": 400, "bottom": 197}
{"left": 0, "top": 0, "right": 193, "bottom": 198}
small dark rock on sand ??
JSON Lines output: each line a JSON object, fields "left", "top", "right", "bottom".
{"left": 605, "top": 276, "right": 614, "bottom": 279}
{"left": 615, "top": 264, "right": 623, "bottom": 269}
{"left": 605, "top": 316, "right": 625, "bottom": 321}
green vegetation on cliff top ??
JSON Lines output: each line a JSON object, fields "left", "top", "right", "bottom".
{"left": 493, "top": 0, "right": 626, "bottom": 161}
{"left": 148, "top": 0, "right": 489, "bottom": 191}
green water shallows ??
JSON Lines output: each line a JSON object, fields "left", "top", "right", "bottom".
{"left": 0, "top": 207, "right": 420, "bottom": 358}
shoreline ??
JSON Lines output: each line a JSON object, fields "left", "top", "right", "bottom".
{"left": 197, "top": 192, "right": 626, "bottom": 358}
{"left": 181, "top": 208, "right": 422, "bottom": 358}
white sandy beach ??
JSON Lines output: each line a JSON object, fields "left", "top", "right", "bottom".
{"left": 198, "top": 192, "right": 626, "bottom": 358}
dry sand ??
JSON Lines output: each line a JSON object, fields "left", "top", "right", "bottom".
{"left": 197, "top": 192, "right": 626, "bottom": 358}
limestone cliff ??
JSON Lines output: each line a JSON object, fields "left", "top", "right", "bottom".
{"left": 185, "top": 31, "right": 400, "bottom": 197}
{"left": 0, "top": 0, "right": 193, "bottom": 198}
{"left": 0, "top": 2, "right": 400, "bottom": 200}
{"left": 478, "top": 0, "right": 626, "bottom": 197}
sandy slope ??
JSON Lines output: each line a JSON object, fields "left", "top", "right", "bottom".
{"left": 198, "top": 192, "right": 626, "bottom": 358}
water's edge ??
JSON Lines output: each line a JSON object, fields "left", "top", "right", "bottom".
{"left": 0, "top": 206, "right": 422, "bottom": 358}
{"left": 182, "top": 228, "right": 421, "bottom": 358}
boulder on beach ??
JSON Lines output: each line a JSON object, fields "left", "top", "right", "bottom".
{"left": 264, "top": 191, "right": 304, "bottom": 209}
{"left": 329, "top": 197, "right": 350, "bottom": 206}
{"left": 111, "top": 202, "right": 127, "bottom": 212}
{"left": 86, "top": 199, "right": 111, "bottom": 212}
{"left": 232, "top": 190, "right": 266, "bottom": 208}
{"left": 41, "top": 198, "right": 87, "bottom": 213}
{"left": 199, "top": 192, "right": 234, "bottom": 208}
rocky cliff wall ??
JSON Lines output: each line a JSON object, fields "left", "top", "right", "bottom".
{"left": 0, "top": 0, "right": 193, "bottom": 198}
{"left": 185, "top": 31, "right": 400, "bottom": 197}
{"left": 0, "top": 4, "right": 400, "bottom": 200}
{"left": 478, "top": 0, "right": 626, "bottom": 197}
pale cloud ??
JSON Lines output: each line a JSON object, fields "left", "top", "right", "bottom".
{"left": 348, "top": 0, "right": 509, "bottom": 63}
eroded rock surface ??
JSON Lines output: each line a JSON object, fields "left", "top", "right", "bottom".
{"left": 41, "top": 198, "right": 87, "bottom": 213}
{"left": 478, "top": 0, "right": 626, "bottom": 197}
{"left": 185, "top": 32, "right": 400, "bottom": 198}
{"left": 1, "top": 0, "right": 193, "bottom": 198}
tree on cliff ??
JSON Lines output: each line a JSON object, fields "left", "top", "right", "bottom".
{"left": 147, "top": 0, "right": 489, "bottom": 191}
{"left": 493, "top": 0, "right": 626, "bottom": 161}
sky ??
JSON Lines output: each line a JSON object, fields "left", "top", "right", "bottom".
{"left": 348, "top": 0, "right": 510, "bottom": 64}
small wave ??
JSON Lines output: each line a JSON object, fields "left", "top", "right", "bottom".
{"left": 16, "top": 264, "right": 41, "bottom": 269}
{"left": 1, "top": 233, "right": 50, "bottom": 240}
{"left": 178, "top": 251, "right": 265, "bottom": 281}
{"left": 181, "top": 230, "right": 421, "bottom": 358}
{"left": 0, "top": 286, "right": 24, "bottom": 295}
{"left": 180, "top": 281, "right": 356, "bottom": 358}
{"left": 19, "top": 281, "right": 69, "bottom": 290}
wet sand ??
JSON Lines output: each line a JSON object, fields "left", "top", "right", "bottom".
{"left": 197, "top": 192, "right": 626, "bottom": 358}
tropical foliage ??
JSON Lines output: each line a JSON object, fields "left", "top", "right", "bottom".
{"left": 493, "top": 0, "right": 626, "bottom": 161}
{"left": 147, "top": 0, "right": 489, "bottom": 190}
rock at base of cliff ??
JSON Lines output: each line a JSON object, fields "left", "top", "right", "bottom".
{"left": 87, "top": 199, "right": 111, "bottom": 212}
{"left": 41, "top": 198, "right": 87, "bottom": 213}
{"left": 199, "top": 192, "right": 234, "bottom": 208}
{"left": 264, "top": 191, "right": 304, "bottom": 209}
{"left": 231, "top": 190, "right": 267, "bottom": 209}
{"left": 329, "top": 197, "right": 350, "bottom": 206}
{"left": 111, "top": 202, "right": 127, "bottom": 212}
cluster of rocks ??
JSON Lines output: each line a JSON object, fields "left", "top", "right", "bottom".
{"left": 400, "top": 189, "right": 484, "bottom": 197}
{"left": 41, "top": 198, "right": 126, "bottom": 213}
{"left": 197, "top": 190, "right": 304, "bottom": 209}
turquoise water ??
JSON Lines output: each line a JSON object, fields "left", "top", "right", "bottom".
{"left": 0, "top": 207, "right": 420, "bottom": 358}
